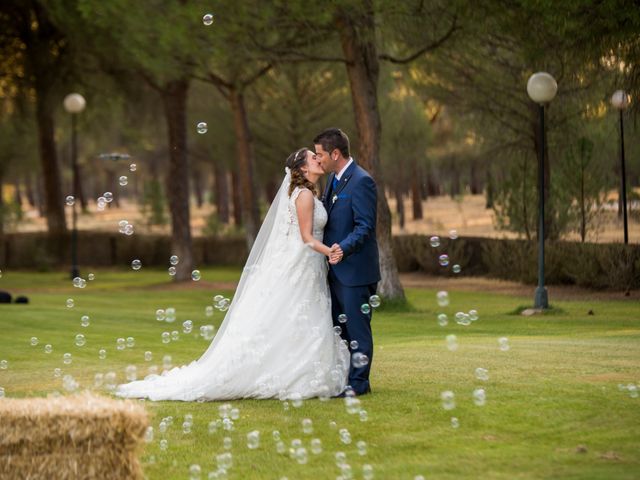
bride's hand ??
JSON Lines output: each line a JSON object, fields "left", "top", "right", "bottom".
{"left": 329, "top": 244, "right": 343, "bottom": 264}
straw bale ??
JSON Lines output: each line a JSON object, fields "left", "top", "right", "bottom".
{"left": 0, "top": 392, "right": 149, "bottom": 480}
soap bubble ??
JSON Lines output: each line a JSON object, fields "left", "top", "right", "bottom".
{"left": 156, "top": 309, "right": 166, "bottom": 321}
{"left": 205, "top": 306, "right": 214, "bottom": 317}
{"left": 357, "top": 440, "right": 367, "bottom": 455}
{"left": 436, "top": 291, "right": 449, "bottom": 307}
{"left": 349, "top": 340, "right": 359, "bottom": 350}
{"left": 30, "top": 336, "right": 38, "bottom": 346}
{"left": 170, "top": 255, "right": 179, "bottom": 265}
{"left": 196, "top": 122, "right": 208, "bottom": 134}
{"left": 191, "top": 270, "right": 201, "bottom": 281}
{"left": 116, "top": 338, "right": 126, "bottom": 350}
{"left": 338, "top": 314, "right": 348, "bottom": 324}
{"left": 66, "top": 298, "right": 74, "bottom": 308}
{"left": 439, "top": 254, "right": 450, "bottom": 267}
{"left": 451, "top": 417, "right": 460, "bottom": 428}
{"left": 302, "top": 438, "right": 319, "bottom": 456}
{"left": 171, "top": 330, "right": 179, "bottom": 341}
{"left": 183, "top": 320, "right": 193, "bottom": 334}
{"left": 202, "top": 13, "right": 214, "bottom": 26}
{"left": 143, "top": 426, "right": 154, "bottom": 443}
{"left": 104, "top": 192, "right": 113, "bottom": 203}
{"left": 63, "top": 353, "right": 72, "bottom": 365}
{"left": 188, "top": 464, "right": 200, "bottom": 480}
{"left": 144, "top": 351, "right": 153, "bottom": 362}
{"left": 473, "top": 388, "right": 486, "bottom": 406}
{"left": 166, "top": 307, "right": 176, "bottom": 322}
{"left": 131, "top": 259, "right": 142, "bottom": 271}
{"left": 119, "top": 176, "right": 128, "bottom": 186}
{"left": 80, "top": 315, "right": 90, "bottom": 327}
{"left": 449, "top": 229, "right": 459, "bottom": 240}
{"left": 125, "top": 364, "right": 137, "bottom": 381}
{"left": 446, "top": 334, "right": 458, "bottom": 351}
{"left": 363, "top": 464, "right": 374, "bottom": 480}
{"left": 351, "top": 352, "right": 369, "bottom": 368}
{"left": 452, "top": 264, "right": 462, "bottom": 274}
{"left": 87, "top": 273, "right": 95, "bottom": 281}
{"left": 126, "top": 336, "right": 135, "bottom": 348}
{"left": 162, "top": 332, "right": 170, "bottom": 344}
{"left": 74, "top": 334, "right": 86, "bottom": 347}
{"left": 498, "top": 337, "right": 510, "bottom": 351}
{"left": 360, "top": 303, "right": 371, "bottom": 315}
{"left": 223, "top": 437, "right": 232, "bottom": 450}
{"left": 98, "top": 348, "right": 107, "bottom": 360}
{"left": 65, "top": 195, "right": 75, "bottom": 206}
{"left": 129, "top": 163, "right": 137, "bottom": 172}
{"left": 475, "top": 367, "right": 489, "bottom": 381}
{"left": 368, "top": 295, "right": 381, "bottom": 308}
{"left": 302, "top": 418, "right": 313, "bottom": 434}
{"left": 0, "top": 360, "right": 7, "bottom": 369}
{"left": 437, "top": 313, "right": 448, "bottom": 326}
{"left": 469, "top": 309, "right": 479, "bottom": 321}
{"left": 429, "top": 236, "right": 441, "bottom": 248}
{"left": 44, "top": 344, "right": 53, "bottom": 354}
{"left": 441, "top": 390, "right": 455, "bottom": 410}
{"left": 333, "top": 325, "right": 342, "bottom": 336}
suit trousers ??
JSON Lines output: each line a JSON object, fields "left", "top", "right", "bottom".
{"left": 328, "top": 268, "right": 377, "bottom": 394}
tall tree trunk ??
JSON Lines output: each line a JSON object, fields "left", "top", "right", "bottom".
{"left": 231, "top": 169, "right": 243, "bottom": 227}
{"left": 0, "top": 171, "right": 5, "bottom": 235}
{"left": 25, "top": 173, "right": 36, "bottom": 208}
{"left": 35, "top": 83, "right": 66, "bottom": 234}
{"left": 336, "top": 4, "right": 405, "bottom": 300}
{"left": 470, "top": 161, "right": 482, "bottom": 194}
{"left": 485, "top": 169, "right": 494, "bottom": 209}
{"left": 229, "top": 88, "right": 260, "bottom": 249}
{"left": 161, "top": 78, "right": 193, "bottom": 281}
{"left": 395, "top": 187, "right": 405, "bottom": 229}
{"left": 192, "top": 165, "right": 204, "bottom": 208}
{"left": 14, "top": 181, "right": 23, "bottom": 207}
{"left": 214, "top": 163, "right": 230, "bottom": 224}
{"left": 410, "top": 160, "right": 423, "bottom": 220}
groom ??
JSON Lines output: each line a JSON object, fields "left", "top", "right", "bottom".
{"left": 314, "top": 128, "right": 381, "bottom": 396}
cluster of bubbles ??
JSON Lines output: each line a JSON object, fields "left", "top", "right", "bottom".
{"left": 118, "top": 220, "right": 135, "bottom": 236}
{"left": 429, "top": 230, "right": 462, "bottom": 273}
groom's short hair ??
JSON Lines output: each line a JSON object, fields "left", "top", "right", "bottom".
{"left": 313, "top": 128, "right": 350, "bottom": 158}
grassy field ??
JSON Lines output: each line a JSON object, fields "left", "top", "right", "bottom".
{"left": 0, "top": 268, "right": 639, "bottom": 479}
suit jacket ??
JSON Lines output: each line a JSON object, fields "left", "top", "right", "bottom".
{"left": 322, "top": 161, "right": 381, "bottom": 287}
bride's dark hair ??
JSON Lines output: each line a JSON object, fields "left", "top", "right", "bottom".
{"left": 285, "top": 147, "right": 317, "bottom": 197}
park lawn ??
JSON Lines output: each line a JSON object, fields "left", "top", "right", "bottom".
{"left": 0, "top": 268, "right": 639, "bottom": 479}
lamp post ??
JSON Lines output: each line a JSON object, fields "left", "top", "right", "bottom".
{"left": 527, "top": 72, "right": 557, "bottom": 309}
{"left": 611, "top": 90, "right": 631, "bottom": 244}
{"left": 63, "top": 93, "right": 86, "bottom": 280}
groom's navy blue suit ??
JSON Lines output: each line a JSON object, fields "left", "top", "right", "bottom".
{"left": 322, "top": 160, "right": 380, "bottom": 395}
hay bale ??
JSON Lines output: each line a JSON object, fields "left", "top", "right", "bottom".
{"left": 0, "top": 392, "right": 149, "bottom": 480}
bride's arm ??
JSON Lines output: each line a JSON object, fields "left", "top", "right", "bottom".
{"left": 295, "top": 190, "right": 332, "bottom": 257}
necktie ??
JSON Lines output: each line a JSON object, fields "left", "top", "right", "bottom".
{"left": 332, "top": 176, "right": 339, "bottom": 190}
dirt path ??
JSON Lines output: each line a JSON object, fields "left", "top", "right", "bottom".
{"left": 399, "top": 272, "right": 639, "bottom": 301}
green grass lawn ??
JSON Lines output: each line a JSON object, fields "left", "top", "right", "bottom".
{"left": 0, "top": 268, "right": 639, "bottom": 479}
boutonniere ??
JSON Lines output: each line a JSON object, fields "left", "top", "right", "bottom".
{"left": 332, "top": 194, "right": 338, "bottom": 204}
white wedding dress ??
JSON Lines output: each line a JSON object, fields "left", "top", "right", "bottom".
{"left": 116, "top": 171, "right": 349, "bottom": 401}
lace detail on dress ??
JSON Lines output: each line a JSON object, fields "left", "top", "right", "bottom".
{"left": 288, "top": 187, "right": 327, "bottom": 240}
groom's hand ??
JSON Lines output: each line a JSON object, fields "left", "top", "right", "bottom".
{"left": 329, "top": 243, "right": 343, "bottom": 264}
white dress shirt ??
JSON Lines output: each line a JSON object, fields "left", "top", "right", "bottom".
{"left": 335, "top": 157, "right": 354, "bottom": 181}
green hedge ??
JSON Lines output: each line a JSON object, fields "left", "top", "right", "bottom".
{"left": 392, "top": 235, "right": 640, "bottom": 292}
{"left": 2, "top": 232, "right": 638, "bottom": 291}
{"left": 0, "top": 232, "right": 248, "bottom": 270}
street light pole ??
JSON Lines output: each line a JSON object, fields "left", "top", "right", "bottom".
{"left": 611, "top": 90, "right": 631, "bottom": 244}
{"left": 63, "top": 93, "right": 86, "bottom": 280}
{"left": 71, "top": 112, "right": 79, "bottom": 279}
{"left": 527, "top": 72, "right": 557, "bottom": 310}
{"left": 535, "top": 103, "right": 548, "bottom": 309}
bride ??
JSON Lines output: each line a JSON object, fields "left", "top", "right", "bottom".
{"left": 116, "top": 148, "right": 350, "bottom": 401}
